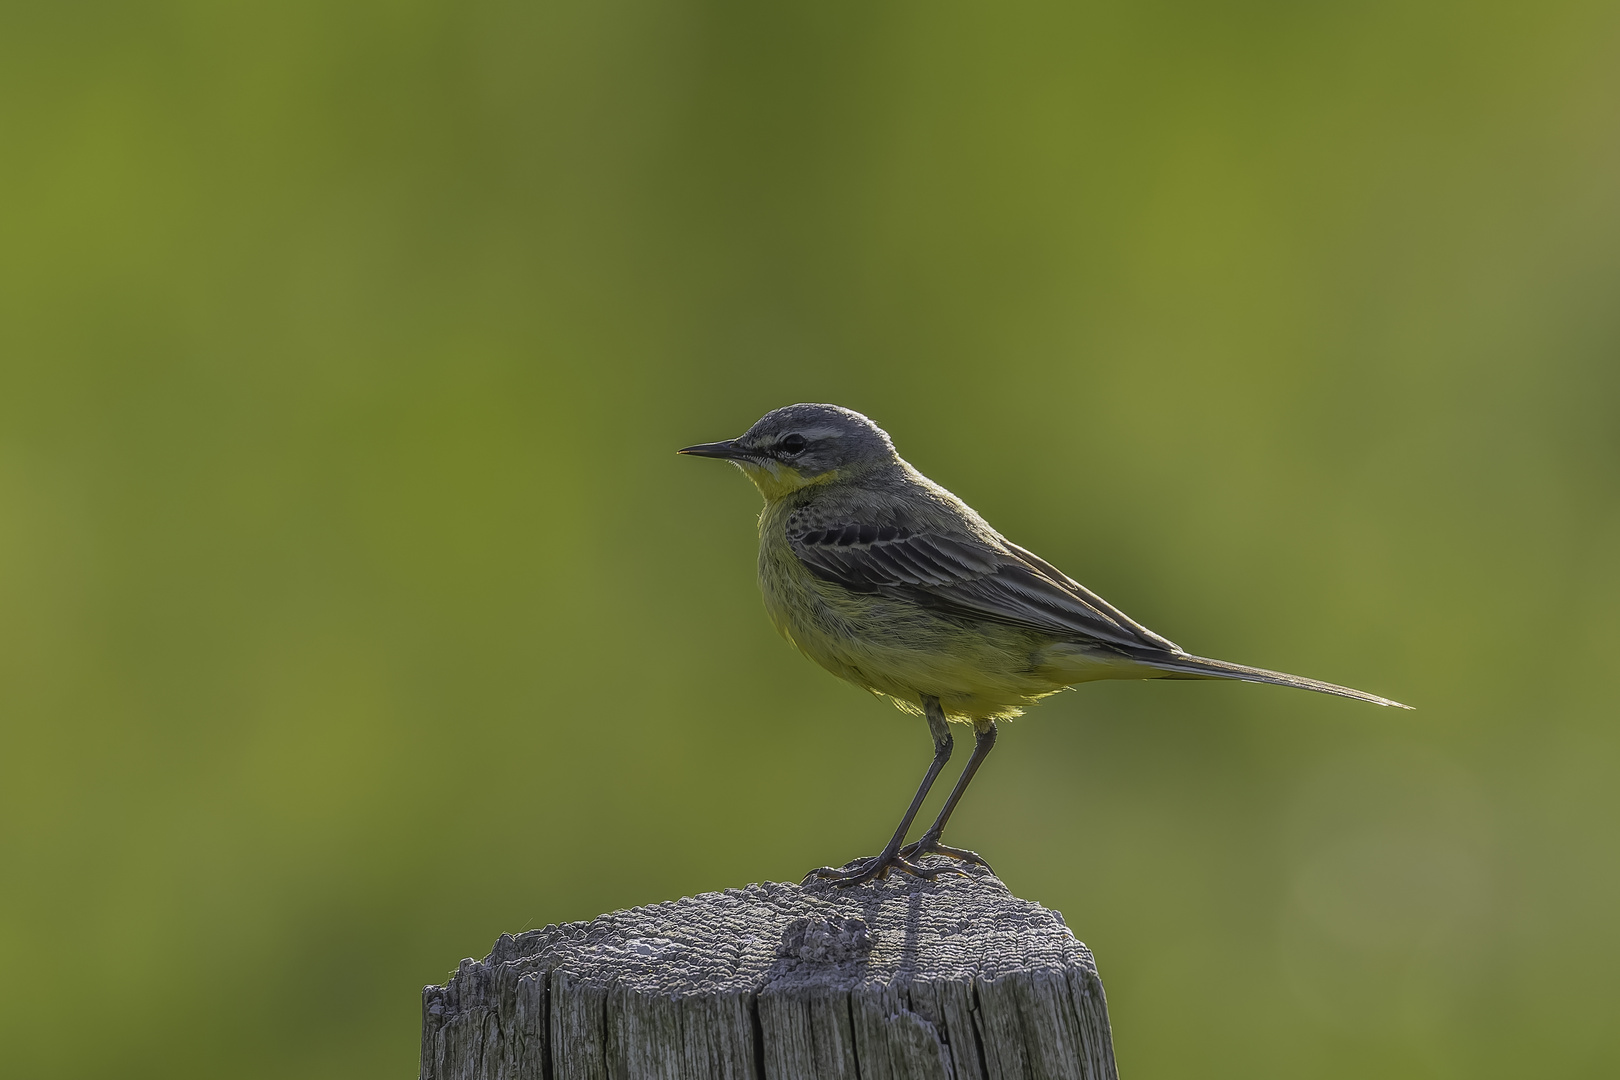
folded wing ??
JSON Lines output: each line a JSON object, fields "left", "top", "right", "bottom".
{"left": 787, "top": 521, "right": 1179, "bottom": 653}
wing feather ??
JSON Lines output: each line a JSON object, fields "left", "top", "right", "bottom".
{"left": 788, "top": 521, "right": 1176, "bottom": 652}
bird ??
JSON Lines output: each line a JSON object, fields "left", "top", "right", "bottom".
{"left": 679, "top": 403, "right": 1410, "bottom": 887}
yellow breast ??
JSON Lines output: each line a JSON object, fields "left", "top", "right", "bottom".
{"left": 753, "top": 501, "right": 1074, "bottom": 721}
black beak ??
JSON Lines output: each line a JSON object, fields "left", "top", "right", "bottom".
{"left": 677, "top": 439, "right": 754, "bottom": 461}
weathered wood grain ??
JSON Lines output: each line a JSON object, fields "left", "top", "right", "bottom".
{"left": 422, "top": 866, "right": 1118, "bottom": 1080}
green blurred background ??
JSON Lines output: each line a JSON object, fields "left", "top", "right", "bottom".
{"left": 2, "top": 1, "right": 1617, "bottom": 1077}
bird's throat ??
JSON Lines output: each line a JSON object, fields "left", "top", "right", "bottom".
{"left": 737, "top": 460, "right": 839, "bottom": 501}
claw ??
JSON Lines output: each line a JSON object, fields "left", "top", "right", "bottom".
{"left": 804, "top": 849, "right": 960, "bottom": 888}
{"left": 899, "top": 835, "right": 993, "bottom": 873}
{"left": 803, "top": 848, "right": 965, "bottom": 893}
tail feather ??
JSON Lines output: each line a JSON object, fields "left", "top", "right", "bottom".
{"left": 1133, "top": 652, "right": 1412, "bottom": 709}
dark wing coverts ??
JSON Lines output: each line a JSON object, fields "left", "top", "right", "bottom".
{"left": 787, "top": 518, "right": 1179, "bottom": 654}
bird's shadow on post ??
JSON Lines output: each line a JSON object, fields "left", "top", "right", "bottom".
{"left": 775, "top": 865, "right": 991, "bottom": 986}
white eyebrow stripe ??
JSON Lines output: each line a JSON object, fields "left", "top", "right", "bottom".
{"left": 742, "top": 424, "right": 847, "bottom": 451}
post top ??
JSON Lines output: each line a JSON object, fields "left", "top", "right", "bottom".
{"left": 432, "top": 866, "right": 1098, "bottom": 1004}
{"left": 422, "top": 867, "right": 1119, "bottom": 1080}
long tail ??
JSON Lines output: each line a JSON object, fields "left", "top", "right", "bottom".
{"left": 1132, "top": 652, "right": 1412, "bottom": 709}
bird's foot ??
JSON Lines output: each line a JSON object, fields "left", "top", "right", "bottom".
{"left": 899, "top": 833, "right": 993, "bottom": 873}
{"left": 801, "top": 844, "right": 956, "bottom": 888}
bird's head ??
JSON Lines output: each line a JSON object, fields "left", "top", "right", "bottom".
{"left": 679, "top": 403, "right": 899, "bottom": 499}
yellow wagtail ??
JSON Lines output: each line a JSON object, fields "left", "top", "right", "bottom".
{"left": 680, "top": 403, "right": 1409, "bottom": 886}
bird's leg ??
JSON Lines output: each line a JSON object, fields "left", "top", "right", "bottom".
{"left": 900, "top": 719, "right": 997, "bottom": 870}
{"left": 804, "top": 696, "right": 956, "bottom": 887}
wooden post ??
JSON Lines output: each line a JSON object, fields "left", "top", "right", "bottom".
{"left": 421, "top": 865, "right": 1119, "bottom": 1080}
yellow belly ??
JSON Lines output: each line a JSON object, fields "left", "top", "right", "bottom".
{"left": 756, "top": 526, "right": 1146, "bottom": 720}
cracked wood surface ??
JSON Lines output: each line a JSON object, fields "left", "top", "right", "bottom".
{"left": 421, "top": 866, "right": 1118, "bottom": 1080}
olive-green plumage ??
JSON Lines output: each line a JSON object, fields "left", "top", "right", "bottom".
{"left": 685, "top": 403, "right": 1408, "bottom": 722}
{"left": 753, "top": 471, "right": 1136, "bottom": 723}
{"left": 680, "top": 403, "right": 1408, "bottom": 884}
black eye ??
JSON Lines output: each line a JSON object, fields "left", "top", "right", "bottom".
{"left": 779, "top": 433, "right": 807, "bottom": 456}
